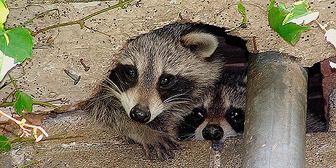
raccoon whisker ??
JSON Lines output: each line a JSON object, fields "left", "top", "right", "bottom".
{"left": 98, "top": 84, "right": 121, "bottom": 99}
{"left": 166, "top": 93, "right": 189, "bottom": 100}
{"left": 99, "top": 86, "right": 121, "bottom": 100}
{"left": 97, "top": 93, "right": 119, "bottom": 102}
{"left": 103, "top": 78, "right": 122, "bottom": 94}
{"left": 106, "top": 88, "right": 122, "bottom": 99}
{"left": 168, "top": 101, "right": 191, "bottom": 106}
{"left": 114, "top": 74, "right": 133, "bottom": 106}
{"left": 163, "top": 94, "right": 191, "bottom": 103}
{"left": 114, "top": 74, "right": 126, "bottom": 92}
{"left": 89, "top": 96, "right": 117, "bottom": 109}
{"left": 178, "top": 134, "right": 195, "bottom": 141}
{"left": 165, "top": 98, "right": 191, "bottom": 104}
{"left": 163, "top": 93, "right": 187, "bottom": 103}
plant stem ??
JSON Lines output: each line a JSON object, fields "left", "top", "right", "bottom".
{"left": 7, "top": 74, "right": 18, "bottom": 90}
{"left": 0, "top": 102, "right": 13, "bottom": 107}
{"left": 314, "top": 20, "right": 327, "bottom": 32}
{"left": 0, "top": 100, "right": 59, "bottom": 108}
{"left": 32, "top": 0, "right": 134, "bottom": 36}
{"left": 32, "top": 100, "right": 59, "bottom": 108}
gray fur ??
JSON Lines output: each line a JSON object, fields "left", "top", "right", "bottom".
{"left": 82, "top": 22, "right": 249, "bottom": 160}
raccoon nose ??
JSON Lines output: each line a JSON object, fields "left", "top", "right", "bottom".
{"left": 130, "top": 105, "right": 151, "bottom": 123}
{"left": 202, "top": 124, "right": 224, "bottom": 141}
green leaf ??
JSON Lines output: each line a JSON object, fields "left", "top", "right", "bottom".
{"left": 14, "top": 91, "right": 33, "bottom": 116}
{"left": 267, "top": 0, "right": 310, "bottom": 45}
{"left": 0, "top": 135, "right": 11, "bottom": 153}
{"left": 282, "top": 0, "right": 310, "bottom": 25}
{"left": 0, "top": 23, "right": 4, "bottom": 32}
{"left": 0, "top": 27, "right": 33, "bottom": 63}
{"left": 0, "top": 50, "right": 16, "bottom": 81}
{"left": 238, "top": 0, "right": 248, "bottom": 25}
{"left": 0, "top": 0, "right": 8, "bottom": 24}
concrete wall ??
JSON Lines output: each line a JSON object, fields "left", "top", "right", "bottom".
{"left": 1, "top": 0, "right": 336, "bottom": 167}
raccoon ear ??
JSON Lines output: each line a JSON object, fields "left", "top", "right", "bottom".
{"left": 181, "top": 32, "right": 219, "bottom": 58}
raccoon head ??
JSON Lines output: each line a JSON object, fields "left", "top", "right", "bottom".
{"left": 176, "top": 75, "right": 246, "bottom": 142}
{"left": 104, "top": 23, "right": 235, "bottom": 123}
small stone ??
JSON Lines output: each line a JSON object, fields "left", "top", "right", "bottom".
{"left": 48, "top": 92, "right": 57, "bottom": 98}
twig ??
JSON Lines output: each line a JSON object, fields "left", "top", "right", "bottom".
{"left": 225, "top": 23, "right": 246, "bottom": 32}
{"left": 0, "top": 100, "right": 59, "bottom": 108}
{"left": 84, "top": 25, "right": 111, "bottom": 38}
{"left": 314, "top": 20, "right": 327, "bottom": 32}
{"left": 10, "top": 134, "right": 84, "bottom": 144}
{"left": 8, "top": 74, "right": 18, "bottom": 90}
{"left": 1, "top": 90, "right": 15, "bottom": 102}
{"left": 32, "top": 0, "right": 134, "bottom": 36}
{"left": 23, "top": 9, "right": 60, "bottom": 26}
{"left": 0, "top": 110, "right": 48, "bottom": 142}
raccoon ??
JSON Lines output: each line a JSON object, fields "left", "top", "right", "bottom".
{"left": 175, "top": 69, "right": 246, "bottom": 146}
{"left": 82, "top": 22, "right": 249, "bottom": 160}
{"left": 175, "top": 69, "right": 327, "bottom": 151}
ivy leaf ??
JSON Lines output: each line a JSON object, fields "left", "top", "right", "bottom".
{"left": 0, "top": 135, "right": 11, "bottom": 153}
{"left": 0, "top": 27, "right": 33, "bottom": 63}
{"left": 282, "top": 0, "right": 319, "bottom": 25}
{"left": 325, "top": 29, "right": 336, "bottom": 49}
{"left": 330, "top": 61, "right": 336, "bottom": 69}
{"left": 238, "top": 0, "right": 248, "bottom": 25}
{"left": 288, "top": 12, "right": 319, "bottom": 25}
{"left": 268, "top": 0, "right": 310, "bottom": 45}
{"left": 14, "top": 91, "right": 33, "bottom": 116}
{"left": 0, "top": 50, "right": 16, "bottom": 81}
{"left": 0, "top": 0, "right": 8, "bottom": 24}
{"left": 0, "top": 23, "right": 4, "bottom": 32}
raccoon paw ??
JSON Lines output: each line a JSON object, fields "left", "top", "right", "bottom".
{"left": 141, "top": 133, "right": 181, "bottom": 161}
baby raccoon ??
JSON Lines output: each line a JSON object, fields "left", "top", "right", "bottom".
{"left": 176, "top": 69, "right": 327, "bottom": 150}
{"left": 176, "top": 69, "right": 246, "bottom": 146}
{"left": 82, "top": 22, "right": 249, "bottom": 160}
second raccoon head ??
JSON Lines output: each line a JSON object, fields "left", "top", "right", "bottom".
{"left": 176, "top": 74, "right": 246, "bottom": 142}
{"left": 104, "top": 23, "right": 232, "bottom": 123}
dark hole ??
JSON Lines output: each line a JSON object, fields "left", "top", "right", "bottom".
{"left": 225, "top": 58, "right": 327, "bottom": 133}
{"left": 307, "top": 63, "right": 328, "bottom": 132}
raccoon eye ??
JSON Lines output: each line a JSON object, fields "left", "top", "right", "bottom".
{"left": 192, "top": 107, "right": 206, "bottom": 118}
{"left": 228, "top": 109, "right": 243, "bottom": 122}
{"left": 185, "top": 107, "right": 206, "bottom": 125}
{"left": 159, "top": 74, "right": 176, "bottom": 89}
{"left": 225, "top": 106, "right": 245, "bottom": 133}
{"left": 124, "top": 65, "right": 137, "bottom": 80}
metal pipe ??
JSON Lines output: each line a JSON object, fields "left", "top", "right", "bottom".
{"left": 242, "top": 52, "right": 307, "bottom": 168}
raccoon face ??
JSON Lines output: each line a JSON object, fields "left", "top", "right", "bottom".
{"left": 177, "top": 80, "right": 246, "bottom": 142}
{"left": 104, "top": 23, "right": 233, "bottom": 124}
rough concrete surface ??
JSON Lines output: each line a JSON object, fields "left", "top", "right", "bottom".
{"left": 1, "top": 0, "right": 336, "bottom": 167}
{"left": 1, "top": 111, "right": 336, "bottom": 168}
